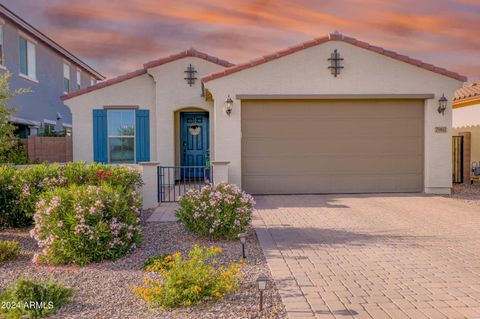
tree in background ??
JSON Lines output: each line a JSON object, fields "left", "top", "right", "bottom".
{"left": 0, "top": 72, "right": 30, "bottom": 164}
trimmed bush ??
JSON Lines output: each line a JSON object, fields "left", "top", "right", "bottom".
{"left": 0, "top": 240, "right": 20, "bottom": 263}
{"left": 0, "top": 162, "right": 142, "bottom": 228}
{"left": 134, "top": 245, "right": 244, "bottom": 308}
{"left": 0, "top": 278, "right": 73, "bottom": 318}
{"left": 176, "top": 183, "right": 255, "bottom": 239}
{"left": 29, "top": 184, "right": 142, "bottom": 266}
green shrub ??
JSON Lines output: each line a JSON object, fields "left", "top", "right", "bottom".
{"left": 0, "top": 166, "right": 25, "bottom": 227}
{"left": 0, "top": 162, "right": 142, "bottom": 228}
{"left": 0, "top": 139, "right": 28, "bottom": 165}
{"left": 0, "top": 278, "right": 73, "bottom": 318}
{"left": 143, "top": 253, "right": 175, "bottom": 272}
{"left": 176, "top": 183, "right": 255, "bottom": 239}
{"left": 134, "top": 245, "right": 244, "bottom": 308}
{"left": 30, "top": 184, "right": 142, "bottom": 266}
{"left": 0, "top": 240, "right": 20, "bottom": 262}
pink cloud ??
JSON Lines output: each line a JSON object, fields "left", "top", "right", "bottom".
{"left": 2, "top": 0, "right": 476, "bottom": 79}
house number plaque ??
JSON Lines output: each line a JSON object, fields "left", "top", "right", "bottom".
{"left": 435, "top": 126, "right": 447, "bottom": 133}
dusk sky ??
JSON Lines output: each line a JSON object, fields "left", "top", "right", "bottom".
{"left": 2, "top": 0, "right": 479, "bottom": 80}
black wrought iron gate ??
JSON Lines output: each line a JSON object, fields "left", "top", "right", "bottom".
{"left": 452, "top": 136, "right": 464, "bottom": 183}
{"left": 157, "top": 166, "right": 212, "bottom": 202}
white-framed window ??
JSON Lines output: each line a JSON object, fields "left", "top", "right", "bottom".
{"left": 107, "top": 109, "right": 135, "bottom": 163}
{"left": 63, "top": 123, "right": 72, "bottom": 136}
{"left": 43, "top": 120, "right": 56, "bottom": 135}
{"left": 0, "top": 24, "right": 4, "bottom": 65}
{"left": 90, "top": 77, "right": 96, "bottom": 86}
{"left": 63, "top": 63, "right": 70, "bottom": 93}
{"left": 19, "top": 36, "right": 36, "bottom": 80}
{"left": 76, "top": 69, "right": 81, "bottom": 90}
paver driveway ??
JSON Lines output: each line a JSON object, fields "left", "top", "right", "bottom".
{"left": 253, "top": 194, "right": 480, "bottom": 319}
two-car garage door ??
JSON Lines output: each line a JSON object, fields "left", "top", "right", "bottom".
{"left": 241, "top": 100, "right": 424, "bottom": 194}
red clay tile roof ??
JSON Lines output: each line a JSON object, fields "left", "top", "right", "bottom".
{"left": 143, "top": 48, "right": 234, "bottom": 69}
{"left": 61, "top": 48, "right": 234, "bottom": 101}
{"left": 453, "top": 81, "right": 480, "bottom": 105}
{"left": 202, "top": 33, "right": 467, "bottom": 83}
{"left": 61, "top": 69, "right": 147, "bottom": 101}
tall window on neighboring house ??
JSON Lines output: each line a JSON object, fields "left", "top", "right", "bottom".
{"left": 76, "top": 70, "right": 81, "bottom": 90}
{"left": 43, "top": 123, "right": 55, "bottom": 135}
{"left": 107, "top": 110, "right": 135, "bottom": 163}
{"left": 0, "top": 25, "right": 4, "bottom": 65}
{"left": 90, "top": 77, "right": 96, "bottom": 86}
{"left": 19, "top": 36, "right": 36, "bottom": 80}
{"left": 63, "top": 63, "right": 70, "bottom": 93}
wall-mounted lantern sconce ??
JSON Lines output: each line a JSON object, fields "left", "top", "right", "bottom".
{"left": 438, "top": 94, "right": 447, "bottom": 116}
{"left": 224, "top": 95, "right": 233, "bottom": 116}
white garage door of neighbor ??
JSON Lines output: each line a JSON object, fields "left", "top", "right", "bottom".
{"left": 241, "top": 100, "right": 424, "bottom": 194}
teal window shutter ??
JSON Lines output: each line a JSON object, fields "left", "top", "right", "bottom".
{"left": 135, "top": 109, "right": 150, "bottom": 163}
{"left": 93, "top": 109, "right": 108, "bottom": 163}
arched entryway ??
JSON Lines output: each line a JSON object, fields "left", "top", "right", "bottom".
{"left": 159, "top": 107, "right": 212, "bottom": 202}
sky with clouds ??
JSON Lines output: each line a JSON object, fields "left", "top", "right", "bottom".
{"left": 2, "top": 0, "right": 479, "bottom": 80}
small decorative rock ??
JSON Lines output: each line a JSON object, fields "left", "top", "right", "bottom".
{"left": 0, "top": 211, "right": 287, "bottom": 319}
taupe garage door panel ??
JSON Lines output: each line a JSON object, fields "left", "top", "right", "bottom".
{"left": 243, "top": 118, "right": 423, "bottom": 138}
{"left": 241, "top": 100, "right": 424, "bottom": 194}
{"left": 244, "top": 137, "right": 423, "bottom": 156}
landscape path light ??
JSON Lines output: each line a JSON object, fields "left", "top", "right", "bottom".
{"left": 256, "top": 274, "right": 268, "bottom": 311}
{"left": 238, "top": 232, "right": 247, "bottom": 259}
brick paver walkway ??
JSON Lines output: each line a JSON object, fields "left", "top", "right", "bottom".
{"left": 147, "top": 203, "right": 178, "bottom": 222}
{"left": 253, "top": 194, "right": 480, "bottom": 319}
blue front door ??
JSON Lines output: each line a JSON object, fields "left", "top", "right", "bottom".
{"left": 180, "top": 112, "right": 209, "bottom": 179}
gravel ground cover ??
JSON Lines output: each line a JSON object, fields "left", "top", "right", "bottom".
{"left": 0, "top": 211, "right": 286, "bottom": 319}
{"left": 450, "top": 183, "right": 480, "bottom": 207}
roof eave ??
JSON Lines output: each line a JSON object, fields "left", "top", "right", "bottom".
{"left": 62, "top": 49, "right": 234, "bottom": 101}
{"left": 453, "top": 95, "right": 480, "bottom": 108}
{"left": 202, "top": 33, "right": 467, "bottom": 83}
{"left": 61, "top": 69, "right": 147, "bottom": 101}
{"left": 143, "top": 48, "right": 234, "bottom": 69}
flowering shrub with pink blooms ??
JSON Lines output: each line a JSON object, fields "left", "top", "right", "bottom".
{"left": 0, "top": 162, "right": 142, "bottom": 228}
{"left": 176, "top": 183, "right": 255, "bottom": 239}
{"left": 30, "top": 184, "right": 142, "bottom": 266}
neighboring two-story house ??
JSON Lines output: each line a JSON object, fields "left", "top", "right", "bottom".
{"left": 452, "top": 81, "right": 480, "bottom": 177}
{"left": 0, "top": 4, "right": 104, "bottom": 137}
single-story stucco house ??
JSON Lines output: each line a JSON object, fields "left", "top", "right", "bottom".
{"left": 61, "top": 33, "right": 466, "bottom": 195}
{"left": 452, "top": 81, "right": 480, "bottom": 170}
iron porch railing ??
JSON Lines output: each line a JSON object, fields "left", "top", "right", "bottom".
{"left": 157, "top": 166, "right": 212, "bottom": 203}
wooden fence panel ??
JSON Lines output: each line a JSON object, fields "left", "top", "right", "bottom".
{"left": 21, "top": 136, "right": 73, "bottom": 163}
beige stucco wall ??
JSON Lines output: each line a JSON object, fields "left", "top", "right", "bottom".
{"left": 453, "top": 125, "right": 480, "bottom": 165}
{"left": 453, "top": 102, "right": 480, "bottom": 168}
{"left": 146, "top": 57, "right": 223, "bottom": 166}
{"left": 453, "top": 103, "right": 480, "bottom": 128}
{"left": 64, "top": 74, "right": 156, "bottom": 162}
{"left": 205, "top": 40, "right": 463, "bottom": 194}
{"left": 64, "top": 57, "right": 223, "bottom": 166}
